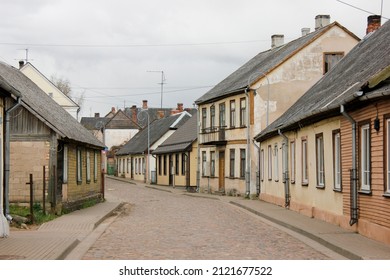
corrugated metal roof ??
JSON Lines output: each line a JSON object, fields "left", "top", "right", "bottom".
{"left": 255, "top": 20, "right": 390, "bottom": 142}
{"left": 153, "top": 114, "right": 197, "bottom": 154}
{"left": 0, "top": 62, "right": 104, "bottom": 148}
{"left": 195, "top": 22, "right": 357, "bottom": 105}
{"left": 116, "top": 112, "right": 191, "bottom": 155}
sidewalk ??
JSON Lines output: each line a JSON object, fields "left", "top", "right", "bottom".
{"left": 1, "top": 176, "right": 390, "bottom": 260}
{"left": 0, "top": 200, "right": 122, "bottom": 260}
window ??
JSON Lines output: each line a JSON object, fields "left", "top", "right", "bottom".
{"left": 290, "top": 141, "right": 296, "bottom": 183}
{"left": 268, "top": 145, "right": 272, "bottom": 180}
{"left": 158, "top": 156, "right": 162, "bottom": 175}
{"left": 181, "top": 153, "right": 186, "bottom": 176}
{"left": 202, "top": 151, "right": 207, "bottom": 176}
{"left": 219, "top": 103, "right": 226, "bottom": 127}
{"left": 324, "top": 52, "right": 344, "bottom": 73}
{"left": 86, "top": 151, "right": 91, "bottom": 183}
{"left": 63, "top": 145, "right": 68, "bottom": 184}
{"left": 386, "top": 119, "right": 390, "bottom": 194}
{"left": 333, "top": 131, "right": 341, "bottom": 191}
{"left": 202, "top": 108, "right": 207, "bottom": 130}
{"left": 94, "top": 151, "right": 98, "bottom": 182}
{"left": 229, "top": 149, "right": 235, "bottom": 177}
{"left": 360, "top": 123, "right": 371, "bottom": 192}
{"left": 163, "top": 155, "right": 167, "bottom": 175}
{"left": 274, "top": 144, "right": 279, "bottom": 181}
{"left": 230, "top": 100, "right": 236, "bottom": 128}
{"left": 142, "top": 158, "right": 145, "bottom": 174}
{"left": 316, "top": 134, "right": 325, "bottom": 188}
{"left": 302, "top": 138, "right": 308, "bottom": 185}
{"left": 240, "top": 98, "right": 246, "bottom": 127}
{"left": 240, "top": 149, "right": 246, "bottom": 178}
{"left": 126, "top": 157, "right": 130, "bottom": 174}
{"left": 210, "top": 105, "right": 215, "bottom": 129}
{"left": 210, "top": 151, "right": 215, "bottom": 177}
{"left": 175, "top": 154, "right": 180, "bottom": 175}
{"left": 77, "top": 148, "right": 82, "bottom": 183}
{"left": 260, "top": 149, "right": 265, "bottom": 181}
{"left": 135, "top": 158, "right": 138, "bottom": 174}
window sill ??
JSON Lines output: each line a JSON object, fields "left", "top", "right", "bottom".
{"left": 358, "top": 189, "right": 372, "bottom": 195}
{"left": 301, "top": 182, "right": 308, "bottom": 187}
{"left": 333, "top": 188, "right": 342, "bottom": 193}
{"left": 316, "top": 185, "right": 325, "bottom": 190}
{"left": 382, "top": 192, "right": 390, "bottom": 198}
{"left": 290, "top": 180, "right": 296, "bottom": 185}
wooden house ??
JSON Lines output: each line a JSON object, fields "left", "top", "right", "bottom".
{"left": 0, "top": 62, "right": 105, "bottom": 214}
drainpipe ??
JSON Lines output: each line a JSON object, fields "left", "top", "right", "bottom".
{"left": 196, "top": 106, "right": 200, "bottom": 192}
{"left": 252, "top": 140, "right": 260, "bottom": 196}
{"left": 278, "top": 129, "right": 290, "bottom": 208}
{"left": 244, "top": 87, "right": 251, "bottom": 198}
{"left": 340, "top": 104, "right": 358, "bottom": 226}
{"left": 5, "top": 97, "right": 22, "bottom": 221}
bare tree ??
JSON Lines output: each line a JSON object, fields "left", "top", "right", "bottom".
{"left": 51, "top": 75, "right": 85, "bottom": 109}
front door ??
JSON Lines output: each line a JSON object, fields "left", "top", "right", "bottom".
{"left": 218, "top": 151, "right": 225, "bottom": 191}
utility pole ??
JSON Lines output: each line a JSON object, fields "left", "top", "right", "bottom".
{"left": 147, "top": 70, "right": 166, "bottom": 109}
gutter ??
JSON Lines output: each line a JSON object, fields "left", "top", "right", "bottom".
{"left": 278, "top": 129, "right": 290, "bottom": 208}
{"left": 4, "top": 97, "right": 23, "bottom": 221}
{"left": 340, "top": 104, "right": 358, "bottom": 226}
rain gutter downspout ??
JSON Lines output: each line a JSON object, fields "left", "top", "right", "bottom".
{"left": 5, "top": 97, "right": 22, "bottom": 221}
{"left": 244, "top": 87, "right": 251, "bottom": 198}
{"left": 340, "top": 104, "right": 358, "bottom": 226}
{"left": 278, "top": 129, "right": 290, "bottom": 208}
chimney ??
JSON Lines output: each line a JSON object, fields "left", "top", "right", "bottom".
{"left": 142, "top": 100, "right": 148, "bottom": 109}
{"left": 301, "top": 28, "right": 310, "bottom": 37}
{"left": 366, "top": 15, "right": 381, "bottom": 34}
{"left": 177, "top": 103, "right": 184, "bottom": 112}
{"left": 19, "top": 60, "right": 25, "bottom": 69}
{"left": 94, "top": 113, "right": 100, "bottom": 118}
{"left": 111, "top": 107, "right": 116, "bottom": 114}
{"left": 131, "top": 105, "right": 137, "bottom": 124}
{"left": 271, "top": 34, "right": 284, "bottom": 48}
{"left": 315, "top": 15, "right": 330, "bottom": 30}
{"left": 157, "top": 110, "right": 165, "bottom": 119}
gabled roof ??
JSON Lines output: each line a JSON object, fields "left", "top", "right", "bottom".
{"left": 20, "top": 62, "right": 79, "bottom": 109}
{"left": 195, "top": 22, "right": 359, "bottom": 105}
{"left": 152, "top": 114, "right": 197, "bottom": 154}
{"left": 80, "top": 117, "right": 109, "bottom": 130}
{"left": 0, "top": 62, "right": 104, "bottom": 148}
{"left": 116, "top": 112, "right": 191, "bottom": 155}
{"left": 105, "top": 109, "right": 140, "bottom": 129}
{"left": 255, "top": 20, "right": 390, "bottom": 142}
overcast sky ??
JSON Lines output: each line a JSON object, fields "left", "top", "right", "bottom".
{"left": 0, "top": 0, "right": 388, "bottom": 118}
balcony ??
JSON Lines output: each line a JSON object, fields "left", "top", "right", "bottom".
{"left": 199, "top": 126, "right": 226, "bottom": 145}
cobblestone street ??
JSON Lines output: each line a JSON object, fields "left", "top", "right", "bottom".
{"left": 83, "top": 178, "right": 330, "bottom": 260}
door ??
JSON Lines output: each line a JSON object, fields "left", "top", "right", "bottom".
{"left": 219, "top": 151, "right": 225, "bottom": 190}
{"left": 169, "top": 155, "right": 173, "bottom": 185}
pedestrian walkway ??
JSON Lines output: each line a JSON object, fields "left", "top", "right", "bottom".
{"left": 0, "top": 200, "right": 121, "bottom": 260}
{"left": 1, "top": 175, "right": 390, "bottom": 260}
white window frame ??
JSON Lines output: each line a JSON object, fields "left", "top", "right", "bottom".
{"left": 210, "top": 151, "right": 215, "bottom": 177}
{"left": 290, "top": 141, "right": 295, "bottom": 184}
{"left": 360, "top": 123, "right": 371, "bottom": 191}
{"left": 94, "top": 151, "right": 98, "bottom": 182}
{"left": 77, "top": 148, "right": 82, "bottom": 183}
{"left": 63, "top": 145, "right": 68, "bottom": 184}
{"left": 274, "top": 144, "right": 279, "bottom": 182}
{"left": 267, "top": 145, "right": 272, "bottom": 180}
{"left": 302, "top": 138, "right": 308, "bottom": 185}
{"left": 260, "top": 149, "right": 265, "bottom": 181}
{"left": 333, "top": 131, "right": 341, "bottom": 191}
{"left": 86, "top": 150, "right": 91, "bottom": 183}
{"left": 316, "top": 134, "right": 325, "bottom": 187}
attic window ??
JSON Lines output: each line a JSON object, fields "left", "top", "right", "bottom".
{"left": 324, "top": 52, "right": 344, "bottom": 74}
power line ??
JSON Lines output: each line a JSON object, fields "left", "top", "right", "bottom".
{"left": 336, "top": 0, "right": 389, "bottom": 20}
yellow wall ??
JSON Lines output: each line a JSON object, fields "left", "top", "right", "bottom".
{"left": 260, "top": 117, "right": 344, "bottom": 223}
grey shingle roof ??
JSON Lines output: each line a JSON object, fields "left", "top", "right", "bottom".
{"left": 0, "top": 62, "right": 104, "bottom": 148}
{"left": 255, "top": 20, "right": 390, "bottom": 142}
{"left": 80, "top": 117, "right": 109, "bottom": 130}
{"left": 116, "top": 112, "right": 191, "bottom": 155}
{"left": 152, "top": 114, "right": 197, "bottom": 154}
{"left": 195, "top": 22, "right": 359, "bottom": 105}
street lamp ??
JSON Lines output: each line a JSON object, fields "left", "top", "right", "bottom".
{"left": 147, "top": 70, "right": 166, "bottom": 109}
{"left": 137, "top": 109, "right": 150, "bottom": 183}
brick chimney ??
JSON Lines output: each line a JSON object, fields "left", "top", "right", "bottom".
{"left": 271, "top": 34, "right": 284, "bottom": 48}
{"left": 177, "top": 103, "right": 184, "bottom": 112}
{"left": 111, "top": 107, "right": 116, "bottom": 114}
{"left": 315, "top": 15, "right": 330, "bottom": 30}
{"left": 142, "top": 100, "right": 148, "bottom": 109}
{"left": 157, "top": 110, "right": 165, "bottom": 119}
{"left": 94, "top": 113, "right": 100, "bottom": 118}
{"left": 366, "top": 15, "right": 381, "bottom": 34}
{"left": 131, "top": 105, "right": 137, "bottom": 124}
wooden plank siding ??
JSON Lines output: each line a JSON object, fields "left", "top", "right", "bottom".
{"left": 340, "top": 99, "right": 390, "bottom": 232}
